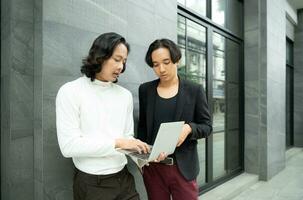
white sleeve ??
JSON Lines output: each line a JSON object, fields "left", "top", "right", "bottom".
{"left": 123, "top": 92, "right": 134, "bottom": 139}
{"left": 56, "top": 84, "right": 115, "bottom": 158}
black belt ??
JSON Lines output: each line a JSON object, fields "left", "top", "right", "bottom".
{"left": 159, "top": 157, "right": 175, "bottom": 165}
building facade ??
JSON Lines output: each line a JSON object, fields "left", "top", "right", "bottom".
{"left": 1, "top": 0, "right": 303, "bottom": 199}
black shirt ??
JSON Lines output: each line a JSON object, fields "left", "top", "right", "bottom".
{"left": 150, "top": 92, "right": 178, "bottom": 145}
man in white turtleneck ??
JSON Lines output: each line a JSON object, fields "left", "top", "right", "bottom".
{"left": 56, "top": 32, "right": 149, "bottom": 200}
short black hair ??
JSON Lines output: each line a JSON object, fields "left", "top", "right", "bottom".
{"left": 81, "top": 32, "right": 130, "bottom": 81}
{"left": 145, "top": 39, "right": 181, "bottom": 67}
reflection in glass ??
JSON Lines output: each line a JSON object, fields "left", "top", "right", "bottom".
{"left": 177, "top": 0, "right": 186, "bottom": 5}
{"left": 187, "top": 51, "right": 206, "bottom": 78}
{"left": 178, "top": 15, "right": 186, "bottom": 48}
{"left": 177, "top": 16, "right": 206, "bottom": 88}
{"left": 177, "top": 15, "right": 207, "bottom": 186}
{"left": 179, "top": 48, "right": 186, "bottom": 77}
{"left": 212, "top": 0, "right": 225, "bottom": 26}
{"left": 226, "top": 84, "right": 240, "bottom": 170}
{"left": 178, "top": 15, "right": 186, "bottom": 77}
{"left": 286, "top": 39, "right": 294, "bottom": 66}
{"left": 225, "top": 38, "right": 241, "bottom": 172}
{"left": 187, "top": 20, "right": 206, "bottom": 87}
{"left": 187, "top": 20, "right": 206, "bottom": 52}
{"left": 226, "top": 0, "right": 243, "bottom": 37}
{"left": 213, "top": 132, "right": 225, "bottom": 179}
{"left": 286, "top": 39, "right": 294, "bottom": 148}
{"left": 213, "top": 82, "right": 226, "bottom": 179}
{"left": 189, "top": 76, "right": 206, "bottom": 89}
{"left": 213, "top": 32, "right": 226, "bottom": 179}
{"left": 181, "top": 0, "right": 243, "bottom": 37}
{"left": 179, "top": 0, "right": 206, "bottom": 16}
{"left": 213, "top": 81, "right": 225, "bottom": 132}
{"left": 286, "top": 67, "right": 294, "bottom": 147}
{"left": 196, "top": 139, "right": 206, "bottom": 185}
{"left": 212, "top": 35, "right": 241, "bottom": 178}
{"left": 226, "top": 39, "right": 239, "bottom": 83}
{"left": 213, "top": 33, "right": 225, "bottom": 81}
{"left": 212, "top": 0, "right": 243, "bottom": 36}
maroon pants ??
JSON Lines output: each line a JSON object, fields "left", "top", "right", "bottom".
{"left": 142, "top": 163, "right": 198, "bottom": 200}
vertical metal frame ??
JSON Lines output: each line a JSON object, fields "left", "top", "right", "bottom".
{"left": 206, "top": 25, "right": 214, "bottom": 184}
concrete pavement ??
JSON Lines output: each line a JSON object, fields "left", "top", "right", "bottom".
{"left": 200, "top": 148, "right": 303, "bottom": 200}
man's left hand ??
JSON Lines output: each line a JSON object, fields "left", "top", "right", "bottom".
{"left": 176, "top": 124, "right": 192, "bottom": 147}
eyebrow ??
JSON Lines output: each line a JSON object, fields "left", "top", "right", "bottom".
{"left": 113, "top": 55, "right": 126, "bottom": 60}
{"left": 153, "top": 58, "right": 170, "bottom": 64}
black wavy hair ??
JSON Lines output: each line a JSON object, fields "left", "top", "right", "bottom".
{"left": 81, "top": 32, "right": 130, "bottom": 81}
{"left": 145, "top": 38, "right": 181, "bottom": 67}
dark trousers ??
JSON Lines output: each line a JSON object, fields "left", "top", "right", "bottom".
{"left": 73, "top": 167, "right": 140, "bottom": 200}
{"left": 143, "top": 163, "right": 198, "bottom": 200}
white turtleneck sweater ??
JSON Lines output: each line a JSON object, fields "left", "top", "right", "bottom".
{"left": 56, "top": 76, "right": 134, "bottom": 175}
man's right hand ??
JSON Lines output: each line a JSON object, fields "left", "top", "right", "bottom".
{"left": 115, "top": 138, "right": 150, "bottom": 154}
{"left": 153, "top": 152, "right": 167, "bottom": 162}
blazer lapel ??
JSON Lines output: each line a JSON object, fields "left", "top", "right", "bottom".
{"left": 146, "top": 80, "right": 158, "bottom": 140}
{"left": 174, "top": 77, "right": 186, "bottom": 121}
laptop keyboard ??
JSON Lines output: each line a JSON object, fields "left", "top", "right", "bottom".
{"left": 129, "top": 152, "right": 150, "bottom": 160}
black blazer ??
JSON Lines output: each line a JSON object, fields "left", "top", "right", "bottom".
{"left": 137, "top": 78, "right": 212, "bottom": 181}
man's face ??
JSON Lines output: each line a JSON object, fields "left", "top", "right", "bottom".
{"left": 151, "top": 47, "right": 178, "bottom": 82}
{"left": 96, "top": 43, "right": 128, "bottom": 82}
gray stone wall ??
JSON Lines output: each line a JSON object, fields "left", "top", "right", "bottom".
{"left": 244, "top": 0, "right": 286, "bottom": 180}
{"left": 1, "top": 0, "right": 35, "bottom": 199}
{"left": 1, "top": 0, "right": 177, "bottom": 200}
{"left": 244, "top": 0, "right": 261, "bottom": 176}
{"left": 294, "top": 9, "right": 303, "bottom": 147}
{"left": 265, "top": 0, "right": 286, "bottom": 179}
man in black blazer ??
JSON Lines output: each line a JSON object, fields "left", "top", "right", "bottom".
{"left": 137, "top": 39, "right": 212, "bottom": 200}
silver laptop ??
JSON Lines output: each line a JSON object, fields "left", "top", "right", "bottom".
{"left": 128, "top": 121, "right": 184, "bottom": 161}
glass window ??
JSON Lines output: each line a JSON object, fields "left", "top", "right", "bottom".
{"left": 187, "top": 20, "right": 206, "bottom": 84}
{"left": 213, "top": 33, "right": 242, "bottom": 178}
{"left": 212, "top": 0, "right": 225, "bottom": 26}
{"left": 178, "top": 15, "right": 187, "bottom": 77}
{"left": 177, "top": 0, "right": 243, "bottom": 190}
{"left": 177, "top": 15, "right": 207, "bottom": 186}
{"left": 212, "top": 84, "right": 226, "bottom": 179}
{"left": 286, "top": 39, "right": 294, "bottom": 66}
{"left": 226, "top": 0, "right": 243, "bottom": 37}
{"left": 178, "top": 0, "right": 186, "bottom": 5}
{"left": 180, "top": 0, "right": 243, "bottom": 37}
{"left": 286, "top": 38, "right": 294, "bottom": 148}
{"left": 213, "top": 33, "right": 225, "bottom": 81}
{"left": 177, "top": 16, "right": 207, "bottom": 88}
{"left": 197, "top": 139, "right": 206, "bottom": 185}
{"left": 225, "top": 38, "right": 241, "bottom": 171}
{"left": 178, "top": 0, "right": 207, "bottom": 17}
{"left": 212, "top": 0, "right": 243, "bottom": 37}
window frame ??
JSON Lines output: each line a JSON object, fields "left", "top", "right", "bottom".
{"left": 178, "top": 4, "right": 244, "bottom": 194}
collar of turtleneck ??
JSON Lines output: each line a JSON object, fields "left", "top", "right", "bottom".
{"left": 84, "top": 76, "right": 113, "bottom": 88}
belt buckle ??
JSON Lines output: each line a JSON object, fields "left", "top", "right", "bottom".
{"left": 166, "top": 157, "right": 174, "bottom": 165}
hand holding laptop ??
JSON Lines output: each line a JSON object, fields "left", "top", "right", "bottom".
{"left": 177, "top": 124, "right": 192, "bottom": 147}
{"left": 153, "top": 152, "right": 167, "bottom": 162}
{"left": 115, "top": 138, "right": 150, "bottom": 154}
{"left": 117, "top": 121, "right": 184, "bottom": 168}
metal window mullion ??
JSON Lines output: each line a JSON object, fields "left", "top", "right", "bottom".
{"left": 207, "top": 0, "right": 212, "bottom": 19}
{"left": 239, "top": 41, "right": 245, "bottom": 169}
{"left": 224, "top": 36, "right": 228, "bottom": 173}
{"left": 206, "top": 26, "right": 214, "bottom": 184}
